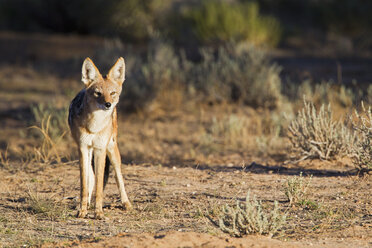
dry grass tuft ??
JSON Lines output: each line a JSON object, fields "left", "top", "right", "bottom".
{"left": 26, "top": 189, "right": 69, "bottom": 221}
{"left": 29, "top": 115, "right": 66, "bottom": 164}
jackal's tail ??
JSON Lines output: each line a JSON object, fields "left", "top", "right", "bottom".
{"left": 91, "top": 155, "right": 111, "bottom": 190}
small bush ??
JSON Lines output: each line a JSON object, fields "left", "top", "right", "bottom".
{"left": 288, "top": 100, "right": 355, "bottom": 160}
{"left": 284, "top": 172, "right": 312, "bottom": 205}
{"left": 351, "top": 102, "right": 372, "bottom": 172}
{"left": 185, "top": 1, "right": 281, "bottom": 47}
{"left": 218, "top": 191, "right": 286, "bottom": 237}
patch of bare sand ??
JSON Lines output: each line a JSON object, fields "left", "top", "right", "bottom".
{"left": 50, "top": 231, "right": 371, "bottom": 248}
{"left": 52, "top": 231, "right": 294, "bottom": 248}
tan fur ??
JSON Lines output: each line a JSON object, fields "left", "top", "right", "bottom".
{"left": 69, "top": 57, "right": 131, "bottom": 219}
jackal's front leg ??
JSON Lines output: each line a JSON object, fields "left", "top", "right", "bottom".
{"left": 107, "top": 142, "right": 132, "bottom": 210}
{"left": 77, "top": 146, "right": 91, "bottom": 218}
{"left": 93, "top": 148, "right": 107, "bottom": 219}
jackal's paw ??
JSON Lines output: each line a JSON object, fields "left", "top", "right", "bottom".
{"left": 76, "top": 209, "right": 88, "bottom": 218}
{"left": 94, "top": 210, "right": 105, "bottom": 220}
{"left": 122, "top": 201, "right": 132, "bottom": 211}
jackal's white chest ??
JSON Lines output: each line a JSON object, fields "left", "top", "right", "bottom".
{"left": 86, "top": 109, "right": 113, "bottom": 133}
{"left": 80, "top": 109, "right": 113, "bottom": 149}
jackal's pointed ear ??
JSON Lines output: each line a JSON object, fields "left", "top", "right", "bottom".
{"left": 107, "top": 57, "right": 125, "bottom": 85}
{"left": 82, "top": 57, "right": 102, "bottom": 87}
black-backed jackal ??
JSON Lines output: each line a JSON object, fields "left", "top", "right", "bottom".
{"left": 68, "top": 57, "right": 131, "bottom": 219}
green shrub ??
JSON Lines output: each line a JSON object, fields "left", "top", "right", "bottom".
{"left": 288, "top": 100, "right": 356, "bottom": 160}
{"left": 185, "top": 1, "right": 281, "bottom": 47}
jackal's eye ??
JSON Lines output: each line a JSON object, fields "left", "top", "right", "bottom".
{"left": 94, "top": 91, "right": 102, "bottom": 97}
{"left": 110, "top": 91, "right": 116, "bottom": 96}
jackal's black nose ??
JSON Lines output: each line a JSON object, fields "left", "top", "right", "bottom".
{"left": 105, "top": 102, "right": 111, "bottom": 108}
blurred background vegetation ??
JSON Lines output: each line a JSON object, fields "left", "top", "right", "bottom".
{"left": 0, "top": 0, "right": 370, "bottom": 50}
{"left": 0, "top": 0, "right": 371, "bottom": 120}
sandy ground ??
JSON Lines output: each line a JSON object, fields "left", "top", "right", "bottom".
{"left": 0, "top": 159, "right": 371, "bottom": 247}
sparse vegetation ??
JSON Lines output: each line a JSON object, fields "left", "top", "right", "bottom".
{"left": 218, "top": 192, "right": 286, "bottom": 237}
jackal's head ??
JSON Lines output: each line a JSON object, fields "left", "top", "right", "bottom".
{"left": 81, "top": 57, "right": 125, "bottom": 111}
